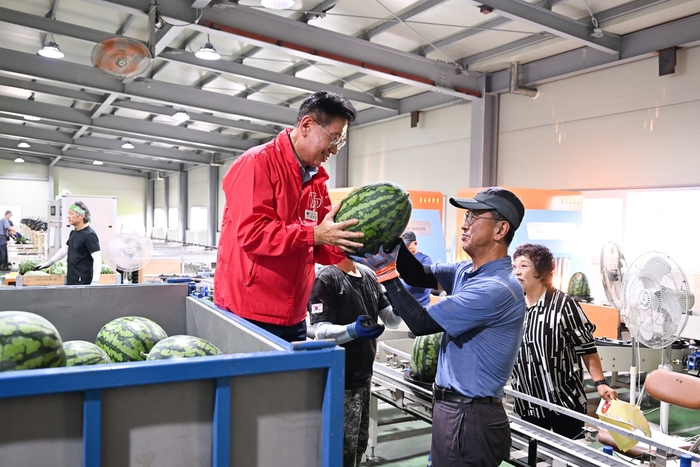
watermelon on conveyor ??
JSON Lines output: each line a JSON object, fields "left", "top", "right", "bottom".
{"left": 0, "top": 311, "right": 66, "bottom": 371}
{"left": 411, "top": 332, "right": 443, "bottom": 383}
{"left": 335, "top": 182, "right": 412, "bottom": 255}
{"left": 96, "top": 316, "right": 167, "bottom": 362}
{"left": 64, "top": 340, "right": 112, "bottom": 366}
{"left": 147, "top": 335, "right": 222, "bottom": 361}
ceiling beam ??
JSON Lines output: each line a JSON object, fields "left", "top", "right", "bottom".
{"left": 82, "top": 0, "right": 482, "bottom": 99}
{"left": 458, "top": 0, "right": 620, "bottom": 54}
{"left": 56, "top": 159, "right": 150, "bottom": 177}
{"left": 364, "top": 0, "right": 446, "bottom": 40}
{"left": 159, "top": 48, "right": 400, "bottom": 110}
{"left": 488, "top": 13, "right": 700, "bottom": 92}
{"left": 298, "top": 0, "right": 342, "bottom": 23}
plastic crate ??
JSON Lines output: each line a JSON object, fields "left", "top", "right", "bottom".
{"left": 0, "top": 283, "right": 344, "bottom": 467}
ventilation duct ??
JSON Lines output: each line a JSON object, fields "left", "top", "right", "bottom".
{"left": 509, "top": 61, "right": 538, "bottom": 98}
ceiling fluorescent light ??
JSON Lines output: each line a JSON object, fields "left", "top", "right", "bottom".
{"left": 195, "top": 35, "right": 220, "bottom": 60}
{"left": 18, "top": 140, "right": 30, "bottom": 148}
{"left": 121, "top": 141, "right": 134, "bottom": 149}
{"left": 38, "top": 37, "right": 65, "bottom": 59}
{"left": 173, "top": 109, "right": 189, "bottom": 122}
{"left": 24, "top": 115, "right": 41, "bottom": 121}
{"left": 14, "top": 157, "right": 25, "bottom": 163}
{"left": 93, "top": 160, "right": 104, "bottom": 165}
{"left": 261, "top": 0, "right": 294, "bottom": 10}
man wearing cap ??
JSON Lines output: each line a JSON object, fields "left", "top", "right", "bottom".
{"left": 351, "top": 187, "right": 526, "bottom": 467}
{"left": 400, "top": 230, "right": 434, "bottom": 306}
{"left": 36, "top": 201, "right": 102, "bottom": 285}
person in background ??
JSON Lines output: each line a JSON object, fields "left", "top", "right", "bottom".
{"left": 0, "top": 210, "right": 17, "bottom": 271}
{"left": 214, "top": 91, "right": 365, "bottom": 343}
{"left": 36, "top": 201, "right": 102, "bottom": 285}
{"left": 399, "top": 230, "right": 433, "bottom": 306}
{"left": 511, "top": 243, "right": 617, "bottom": 439}
{"left": 352, "top": 187, "right": 527, "bottom": 467}
{"left": 308, "top": 257, "right": 402, "bottom": 467}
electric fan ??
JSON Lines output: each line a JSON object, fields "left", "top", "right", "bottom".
{"left": 102, "top": 232, "right": 153, "bottom": 283}
{"left": 600, "top": 241, "right": 627, "bottom": 311}
{"left": 91, "top": 37, "right": 151, "bottom": 79}
{"left": 622, "top": 251, "right": 694, "bottom": 433}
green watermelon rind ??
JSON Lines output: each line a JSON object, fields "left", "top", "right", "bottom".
{"left": 0, "top": 311, "right": 66, "bottom": 371}
{"left": 335, "top": 182, "right": 412, "bottom": 254}
{"left": 64, "top": 340, "right": 112, "bottom": 366}
{"left": 411, "top": 332, "right": 443, "bottom": 383}
{"left": 568, "top": 272, "right": 591, "bottom": 297}
{"left": 96, "top": 316, "right": 168, "bottom": 363}
{"left": 147, "top": 335, "right": 222, "bottom": 361}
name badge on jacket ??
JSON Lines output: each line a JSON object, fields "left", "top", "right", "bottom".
{"left": 305, "top": 210, "right": 318, "bottom": 222}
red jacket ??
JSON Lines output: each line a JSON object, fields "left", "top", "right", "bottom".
{"left": 214, "top": 129, "right": 345, "bottom": 326}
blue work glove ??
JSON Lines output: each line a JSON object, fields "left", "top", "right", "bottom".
{"left": 349, "top": 239, "right": 401, "bottom": 283}
{"left": 347, "top": 315, "right": 385, "bottom": 340}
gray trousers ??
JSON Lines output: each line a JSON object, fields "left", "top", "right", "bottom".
{"left": 431, "top": 399, "right": 511, "bottom": 467}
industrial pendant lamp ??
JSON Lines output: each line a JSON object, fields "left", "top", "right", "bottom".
{"left": 38, "top": 36, "right": 65, "bottom": 59}
{"left": 195, "top": 35, "right": 220, "bottom": 60}
{"left": 261, "top": 0, "right": 294, "bottom": 10}
{"left": 18, "top": 140, "right": 30, "bottom": 148}
{"left": 14, "top": 157, "right": 25, "bottom": 163}
{"left": 121, "top": 140, "right": 134, "bottom": 149}
{"left": 173, "top": 109, "right": 189, "bottom": 121}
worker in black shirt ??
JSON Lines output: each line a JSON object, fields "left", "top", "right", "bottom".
{"left": 37, "top": 201, "right": 102, "bottom": 285}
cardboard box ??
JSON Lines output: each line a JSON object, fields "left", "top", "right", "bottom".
{"left": 16, "top": 274, "right": 122, "bottom": 286}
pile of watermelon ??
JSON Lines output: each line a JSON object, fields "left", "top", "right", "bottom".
{"left": 567, "top": 271, "right": 591, "bottom": 297}
{"left": 335, "top": 182, "right": 412, "bottom": 255}
{"left": 0, "top": 311, "right": 223, "bottom": 373}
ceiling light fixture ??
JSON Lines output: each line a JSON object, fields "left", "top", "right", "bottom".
{"left": 38, "top": 36, "right": 65, "bottom": 59}
{"left": 14, "top": 157, "right": 25, "bottom": 163}
{"left": 261, "top": 0, "right": 294, "bottom": 10}
{"left": 121, "top": 141, "right": 135, "bottom": 149}
{"left": 195, "top": 35, "right": 220, "bottom": 60}
{"left": 173, "top": 109, "right": 190, "bottom": 122}
{"left": 18, "top": 140, "right": 30, "bottom": 148}
{"left": 24, "top": 115, "right": 41, "bottom": 121}
{"left": 93, "top": 160, "right": 104, "bottom": 165}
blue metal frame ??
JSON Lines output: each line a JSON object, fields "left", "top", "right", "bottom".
{"left": 0, "top": 298, "right": 346, "bottom": 467}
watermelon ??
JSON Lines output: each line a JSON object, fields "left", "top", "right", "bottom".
{"left": 411, "top": 332, "right": 443, "bottom": 383}
{"left": 64, "top": 340, "right": 112, "bottom": 366}
{"left": 0, "top": 311, "right": 66, "bottom": 371}
{"left": 335, "top": 182, "right": 412, "bottom": 255}
{"left": 48, "top": 261, "right": 67, "bottom": 276}
{"left": 18, "top": 259, "right": 41, "bottom": 275}
{"left": 568, "top": 272, "right": 590, "bottom": 297}
{"left": 96, "top": 316, "right": 167, "bottom": 362}
{"left": 147, "top": 335, "right": 222, "bottom": 361}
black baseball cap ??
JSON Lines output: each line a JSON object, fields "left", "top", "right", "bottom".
{"left": 401, "top": 230, "right": 417, "bottom": 244}
{"left": 449, "top": 187, "right": 525, "bottom": 230}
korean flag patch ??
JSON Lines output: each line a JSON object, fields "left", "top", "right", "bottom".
{"left": 311, "top": 303, "right": 323, "bottom": 315}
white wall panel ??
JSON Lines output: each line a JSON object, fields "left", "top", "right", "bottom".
{"left": 348, "top": 103, "right": 471, "bottom": 195}
{"left": 499, "top": 45, "right": 700, "bottom": 189}
{"left": 54, "top": 166, "right": 146, "bottom": 233}
{"left": 187, "top": 166, "right": 209, "bottom": 207}
{"left": 154, "top": 179, "right": 165, "bottom": 208}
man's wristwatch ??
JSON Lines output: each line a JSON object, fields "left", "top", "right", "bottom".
{"left": 594, "top": 379, "right": 609, "bottom": 388}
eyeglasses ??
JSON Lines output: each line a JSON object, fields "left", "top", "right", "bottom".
{"left": 312, "top": 118, "right": 346, "bottom": 150}
{"left": 513, "top": 262, "right": 534, "bottom": 271}
{"left": 462, "top": 211, "right": 495, "bottom": 226}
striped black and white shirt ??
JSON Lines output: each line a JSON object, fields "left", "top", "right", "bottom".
{"left": 511, "top": 287, "right": 598, "bottom": 418}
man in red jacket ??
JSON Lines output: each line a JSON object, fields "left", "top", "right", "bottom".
{"left": 215, "top": 91, "right": 364, "bottom": 342}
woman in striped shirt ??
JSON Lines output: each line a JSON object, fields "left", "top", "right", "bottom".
{"left": 511, "top": 243, "right": 617, "bottom": 439}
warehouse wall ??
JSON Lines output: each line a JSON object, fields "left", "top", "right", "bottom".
{"left": 53, "top": 166, "right": 147, "bottom": 233}
{"left": 186, "top": 166, "right": 209, "bottom": 245}
{"left": 348, "top": 102, "right": 473, "bottom": 249}
{"left": 0, "top": 160, "right": 49, "bottom": 220}
{"left": 498, "top": 45, "right": 700, "bottom": 190}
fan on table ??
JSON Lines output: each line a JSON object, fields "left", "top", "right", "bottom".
{"left": 91, "top": 37, "right": 151, "bottom": 79}
{"left": 102, "top": 232, "right": 153, "bottom": 283}
{"left": 622, "top": 251, "right": 694, "bottom": 433}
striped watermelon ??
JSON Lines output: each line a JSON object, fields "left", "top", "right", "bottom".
{"left": 568, "top": 272, "right": 590, "bottom": 297}
{"left": 147, "top": 335, "right": 222, "bottom": 361}
{"left": 0, "top": 311, "right": 66, "bottom": 371}
{"left": 411, "top": 332, "right": 443, "bottom": 383}
{"left": 96, "top": 316, "right": 167, "bottom": 362}
{"left": 335, "top": 182, "right": 412, "bottom": 255}
{"left": 64, "top": 340, "right": 112, "bottom": 366}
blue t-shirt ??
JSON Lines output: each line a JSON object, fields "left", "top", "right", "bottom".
{"left": 428, "top": 257, "right": 525, "bottom": 398}
{"left": 401, "top": 251, "right": 433, "bottom": 305}
{"left": 0, "top": 218, "right": 10, "bottom": 246}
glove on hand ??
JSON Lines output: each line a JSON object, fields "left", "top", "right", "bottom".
{"left": 349, "top": 239, "right": 401, "bottom": 283}
{"left": 347, "top": 315, "right": 385, "bottom": 340}
{"left": 34, "top": 261, "right": 53, "bottom": 271}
